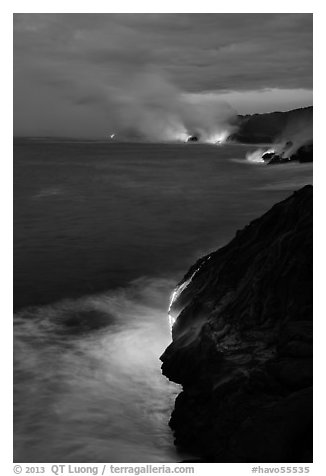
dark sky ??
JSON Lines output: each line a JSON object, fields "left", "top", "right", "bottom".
{"left": 14, "top": 13, "right": 313, "bottom": 138}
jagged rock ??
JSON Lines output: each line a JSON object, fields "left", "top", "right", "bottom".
{"left": 161, "top": 186, "right": 312, "bottom": 462}
{"left": 266, "top": 154, "right": 291, "bottom": 165}
{"left": 291, "top": 142, "right": 313, "bottom": 163}
{"left": 262, "top": 141, "right": 313, "bottom": 165}
{"left": 261, "top": 151, "right": 275, "bottom": 161}
{"left": 187, "top": 135, "right": 199, "bottom": 142}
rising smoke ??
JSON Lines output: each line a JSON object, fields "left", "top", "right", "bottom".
{"left": 246, "top": 107, "right": 313, "bottom": 163}
{"left": 275, "top": 111, "right": 313, "bottom": 157}
{"left": 106, "top": 71, "right": 237, "bottom": 142}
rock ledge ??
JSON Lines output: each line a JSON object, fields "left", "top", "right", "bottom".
{"left": 161, "top": 185, "right": 312, "bottom": 462}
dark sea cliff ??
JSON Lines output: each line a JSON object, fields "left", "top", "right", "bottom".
{"left": 14, "top": 141, "right": 312, "bottom": 462}
{"left": 161, "top": 185, "right": 312, "bottom": 462}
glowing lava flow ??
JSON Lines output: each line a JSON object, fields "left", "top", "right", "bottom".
{"left": 168, "top": 279, "right": 191, "bottom": 333}
{"left": 167, "top": 256, "right": 211, "bottom": 333}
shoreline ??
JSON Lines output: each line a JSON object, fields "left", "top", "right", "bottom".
{"left": 161, "top": 186, "right": 313, "bottom": 462}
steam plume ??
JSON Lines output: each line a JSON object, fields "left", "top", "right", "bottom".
{"left": 275, "top": 112, "right": 313, "bottom": 157}
{"left": 246, "top": 107, "right": 312, "bottom": 163}
{"left": 106, "top": 71, "right": 237, "bottom": 142}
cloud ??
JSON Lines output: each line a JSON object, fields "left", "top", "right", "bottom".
{"left": 13, "top": 13, "right": 312, "bottom": 137}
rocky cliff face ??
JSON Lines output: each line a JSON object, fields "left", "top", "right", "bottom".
{"left": 160, "top": 185, "right": 312, "bottom": 462}
{"left": 263, "top": 142, "right": 313, "bottom": 165}
{"left": 229, "top": 106, "right": 312, "bottom": 144}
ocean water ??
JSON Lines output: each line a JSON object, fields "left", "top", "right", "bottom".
{"left": 14, "top": 139, "right": 312, "bottom": 462}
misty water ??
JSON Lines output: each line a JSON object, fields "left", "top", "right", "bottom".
{"left": 14, "top": 140, "right": 312, "bottom": 462}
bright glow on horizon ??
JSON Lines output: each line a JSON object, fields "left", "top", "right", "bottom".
{"left": 204, "top": 130, "right": 229, "bottom": 144}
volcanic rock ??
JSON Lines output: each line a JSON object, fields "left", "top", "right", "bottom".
{"left": 187, "top": 135, "right": 199, "bottom": 142}
{"left": 290, "top": 142, "right": 313, "bottom": 163}
{"left": 262, "top": 141, "right": 313, "bottom": 165}
{"left": 229, "top": 106, "right": 312, "bottom": 144}
{"left": 160, "top": 185, "right": 312, "bottom": 462}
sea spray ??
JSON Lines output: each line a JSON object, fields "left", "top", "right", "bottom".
{"left": 14, "top": 278, "right": 180, "bottom": 463}
{"left": 246, "top": 148, "right": 272, "bottom": 163}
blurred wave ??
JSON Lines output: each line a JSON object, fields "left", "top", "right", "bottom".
{"left": 14, "top": 278, "right": 181, "bottom": 462}
{"left": 14, "top": 141, "right": 313, "bottom": 462}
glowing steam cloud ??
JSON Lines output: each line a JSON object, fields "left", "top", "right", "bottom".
{"left": 246, "top": 108, "right": 312, "bottom": 163}
{"left": 107, "top": 71, "right": 237, "bottom": 142}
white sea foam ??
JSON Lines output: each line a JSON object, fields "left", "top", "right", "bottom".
{"left": 14, "top": 278, "right": 181, "bottom": 463}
